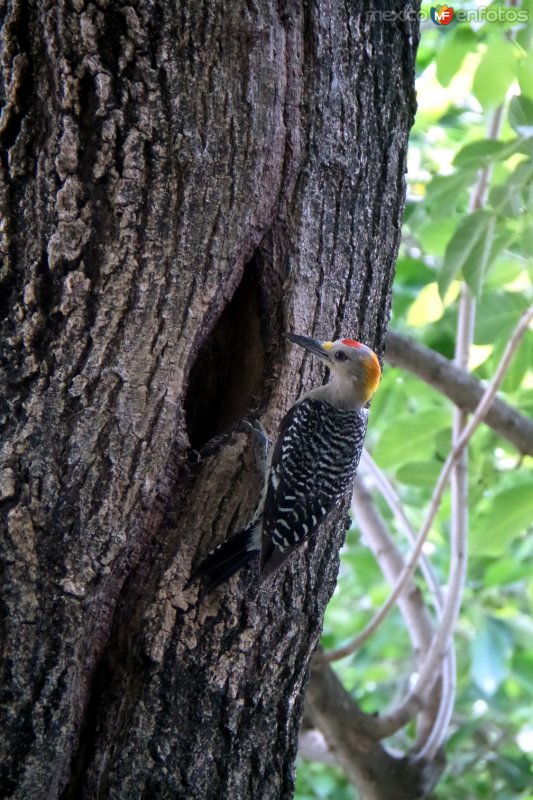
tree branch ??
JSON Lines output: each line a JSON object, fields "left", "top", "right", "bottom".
{"left": 385, "top": 331, "right": 533, "bottom": 457}
{"left": 306, "top": 657, "right": 443, "bottom": 800}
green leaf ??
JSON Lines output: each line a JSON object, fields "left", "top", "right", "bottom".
{"left": 394, "top": 256, "right": 434, "bottom": 287}
{"left": 512, "top": 651, "right": 533, "bottom": 695}
{"left": 341, "top": 549, "right": 381, "bottom": 591}
{"left": 490, "top": 184, "right": 523, "bottom": 216}
{"left": 424, "top": 170, "right": 476, "bottom": 217}
{"left": 372, "top": 410, "right": 450, "bottom": 470}
{"left": 484, "top": 254, "right": 526, "bottom": 290}
{"left": 523, "top": 224, "right": 533, "bottom": 257}
{"left": 470, "top": 485, "right": 533, "bottom": 557}
{"left": 517, "top": 54, "right": 533, "bottom": 99}
{"left": 483, "top": 559, "right": 531, "bottom": 588}
{"left": 508, "top": 160, "right": 533, "bottom": 187}
{"left": 475, "top": 291, "right": 530, "bottom": 343}
{"left": 509, "top": 95, "right": 533, "bottom": 138}
{"left": 453, "top": 139, "right": 520, "bottom": 169}
{"left": 418, "top": 217, "right": 457, "bottom": 259}
{"left": 396, "top": 461, "right": 442, "bottom": 488}
{"left": 487, "top": 227, "right": 517, "bottom": 266}
{"left": 434, "top": 427, "right": 452, "bottom": 461}
{"left": 471, "top": 617, "right": 512, "bottom": 695}
{"left": 436, "top": 27, "right": 477, "bottom": 88}
{"left": 489, "top": 161, "right": 533, "bottom": 214}
{"left": 439, "top": 210, "right": 497, "bottom": 298}
{"left": 463, "top": 214, "right": 497, "bottom": 296}
{"left": 473, "top": 40, "right": 516, "bottom": 110}
{"left": 499, "top": 329, "right": 533, "bottom": 392}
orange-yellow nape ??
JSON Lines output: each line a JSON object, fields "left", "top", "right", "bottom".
{"left": 364, "top": 349, "right": 381, "bottom": 401}
{"left": 341, "top": 338, "right": 381, "bottom": 401}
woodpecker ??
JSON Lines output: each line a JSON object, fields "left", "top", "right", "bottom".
{"left": 187, "top": 333, "right": 381, "bottom": 595}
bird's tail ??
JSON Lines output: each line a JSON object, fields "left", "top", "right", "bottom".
{"left": 186, "top": 525, "right": 259, "bottom": 596}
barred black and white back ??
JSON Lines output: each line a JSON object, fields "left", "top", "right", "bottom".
{"left": 259, "top": 398, "right": 367, "bottom": 577}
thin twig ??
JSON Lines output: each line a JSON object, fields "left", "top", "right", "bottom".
{"left": 324, "top": 452, "right": 444, "bottom": 660}
{"left": 351, "top": 480, "right": 435, "bottom": 656}
{"left": 356, "top": 455, "right": 456, "bottom": 747}
{"left": 361, "top": 450, "right": 444, "bottom": 613}
{"left": 349, "top": 481, "right": 442, "bottom": 744}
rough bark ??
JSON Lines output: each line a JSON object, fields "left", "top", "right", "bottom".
{"left": 0, "top": 2, "right": 418, "bottom": 798}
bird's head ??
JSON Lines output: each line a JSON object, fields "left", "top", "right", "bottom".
{"left": 286, "top": 333, "right": 381, "bottom": 406}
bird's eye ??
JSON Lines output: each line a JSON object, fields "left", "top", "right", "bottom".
{"left": 334, "top": 351, "right": 348, "bottom": 361}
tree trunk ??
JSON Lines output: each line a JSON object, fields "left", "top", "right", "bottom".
{"left": 0, "top": 2, "right": 418, "bottom": 798}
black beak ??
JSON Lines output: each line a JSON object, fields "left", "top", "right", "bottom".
{"left": 285, "top": 333, "right": 333, "bottom": 363}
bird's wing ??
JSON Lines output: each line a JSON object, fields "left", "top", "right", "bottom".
{"left": 260, "top": 399, "right": 362, "bottom": 576}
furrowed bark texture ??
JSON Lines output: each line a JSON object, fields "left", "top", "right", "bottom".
{"left": 0, "top": 2, "right": 418, "bottom": 798}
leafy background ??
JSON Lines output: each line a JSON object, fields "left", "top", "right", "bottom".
{"left": 296, "top": 2, "right": 533, "bottom": 797}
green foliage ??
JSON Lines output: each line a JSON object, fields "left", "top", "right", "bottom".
{"left": 473, "top": 39, "right": 516, "bottom": 109}
{"left": 440, "top": 209, "right": 497, "bottom": 296}
{"left": 297, "top": 5, "right": 533, "bottom": 799}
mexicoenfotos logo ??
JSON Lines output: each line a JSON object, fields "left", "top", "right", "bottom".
{"left": 430, "top": 5, "right": 455, "bottom": 26}
{"left": 366, "top": 6, "right": 529, "bottom": 23}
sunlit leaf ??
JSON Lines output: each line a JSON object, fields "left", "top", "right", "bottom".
{"left": 436, "top": 27, "right": 477, "bottom": 88}
{"left": 473, "top": 40, "right": 516, "bottom": 110}
{"left": 406, "top": 282, "right": 444, "bottom": 326}
{"left": 467, "top": 344, "right": 493, "bottom": 371}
